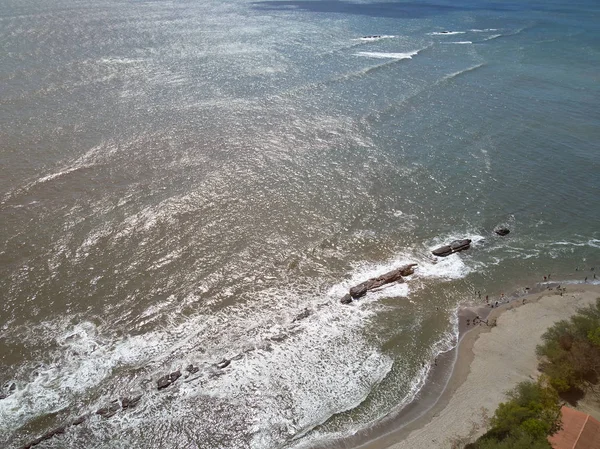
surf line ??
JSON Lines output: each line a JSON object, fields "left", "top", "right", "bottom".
{"left": 340, "top": 229, "right": 509, "bottom": 304}
{"left": 15, "top": 228, "right": 511, "bottom": 449}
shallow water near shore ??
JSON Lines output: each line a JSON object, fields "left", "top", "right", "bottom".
{"left": 1, "top": 0, "right": 599, "bottom": 448}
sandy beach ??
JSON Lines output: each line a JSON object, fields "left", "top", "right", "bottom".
{"left": 350, "top": 283, "right": 600, "bottom": 449}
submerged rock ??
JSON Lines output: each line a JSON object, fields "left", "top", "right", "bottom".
{"left": 157, "top": 370, "right": 182, "bottom": 390}
{"left": 292, "top": 308, "right": 311, "bottom": 322}
{"left": 340, "top": 293, "right": 353, "bottom": 304}
{"left": 121, "top": 394, "right": 142, "bottom": 409}
{"left": 495, "top": 227, "right": 510, "bottom": 236}
{"left": 72, "top": 415, "right": 87, "bottom": 426}
{"left": 216, "top": 359, "right": 231, "bottom": 369}
{"left": 96, "top": 401, "right": 120, "bottom": 418}
{"left": 185, "top": 364, "right": 200, "bottom": 375}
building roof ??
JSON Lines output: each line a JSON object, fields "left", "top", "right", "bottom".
{"left": 548, "top": 406, "right": 600, "bottom": 449}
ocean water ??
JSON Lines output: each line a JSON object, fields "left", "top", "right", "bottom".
{"left": 1, "top": 0, "right": 599, "bottom": 448}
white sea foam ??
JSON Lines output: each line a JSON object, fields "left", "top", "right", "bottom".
{"left": 328, "top": 240, "right": 477, "bottom": 305}
{"left": 416, "top": 254, "right": 473, "bottom": 280}
{"left": 0, "top": 279, "right": 392, "bottom": 446}
{"left": 549, "top": 239, "right": 600, "bottom": 249}
{"left": 355, "top": 50, "right": 420, "bottom": 60}
{"left": 483, "top": 34, "right": 503, "bottom": 41}
{"left": 355, "top": 35, "right": 396, "bottom": 41}
{"left": 0, "top": 321, "right": 164, "bottom": 432}
{"left": 428, "top": 232, "right": 486, "bottom": 250}
{"left": 1, "top": 142, "right": 118, "bottom": 204}
{"left": 429, "top": 31, "right": 466, "bottom": 35}
{"left": 443, "top": 63, "right": 486, "bottom": 81}
{"left": 469, "top": 28, "right": 498, "bottom": 32}
{"left": 444, "top": 41, "right": 473, "bottom": 44}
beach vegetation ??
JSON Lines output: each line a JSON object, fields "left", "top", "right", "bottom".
{"left": 474, "top": 430, "right": 551, "bottom": 449}
{"left": 536, "top": 298, "right": 600, "bottom": 396}
{"left": 466, "top": 379, "right": 559, "bottom": 449}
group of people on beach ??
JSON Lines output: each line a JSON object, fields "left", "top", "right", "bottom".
{"left": 576, "top": 266, "right": 596, "bottom": 283}
{"left": 474, "top": 290, "right": 506, "bottom": 309}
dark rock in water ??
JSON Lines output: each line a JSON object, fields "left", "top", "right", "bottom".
{"left": 349, "top": 283, "right": 369, "bottom": 299}
{"left": 72, "top": 415, "right": 87, "bottom": 426}
{"left": 96, "top": 401, "right": 120, "bottom": 418}
{"left": 1, "top": 382, "right": 16, "bottom": 399}
{"left": 432, "top": 245, "right": 452, "bottom": 257}
{"left": 450, "top": 239, "right": 471, "bottom": 251}
{"left": 185, "top": 364, "right": 200, "bottom": 374}
{"left": 495, "top": 228, "right": 510, "bottom": 236}
{"left": 157, "top": 370, "right": 182, "bottom": 390}
{"left": 292, "top": 308, "right": 311, "bottom": 322}
{"left": 432, "top": 239, "right": 471, "bottom": 257}
{"left": 343, "top": 264, "right": 417, "bottom": 302}
{"left": 157, "top": 375, "right": 171, "bottom": 390}
{"left": 121, "top": 395, "right": 142, "bottom": 409}
{"left": 18, "top": 424, "right": 68, "bottom": 449}
{"left": 51, "top": 425, "right": 67, "bottom": 436}
{"left": 340, "top": 293, "right": 352, "bottom": 304}
{"left": 216, "top": 359, "right": 231, "bottom": 369}
{"left": 270, "top": 334, "right": 287, "bottom": 342}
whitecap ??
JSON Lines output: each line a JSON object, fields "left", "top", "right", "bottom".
{"left": 355, "top": 35, "right": 396, "bottom": 41}
{"left": 429, "top": 31, "right": 466, "bottom": 35}
{"left": 483, "top": 34, "right": 503, "bottom": 41}
{"left": 355, "top": 50, "right": 420, "bottom": 59}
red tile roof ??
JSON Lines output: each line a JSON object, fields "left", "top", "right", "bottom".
{"left": 548, "top": 406, "right": 600, "bottom": 449}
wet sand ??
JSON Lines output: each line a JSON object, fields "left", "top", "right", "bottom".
{"left": 328, "top": 283, "right": 600, "bottom": 449}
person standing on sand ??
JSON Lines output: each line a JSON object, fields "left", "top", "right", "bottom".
{"left": 585, "top": 277, "right": 588, "bottom": 283}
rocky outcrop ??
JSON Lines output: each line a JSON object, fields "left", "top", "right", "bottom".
{"left": 340, "top": 293, "right": 352, "bottom": 304}
{"left": 72, "top": 415, "right": 87, "bottom": 426}
{"left": 157, "top": 370, "right": 182, "bottom": 390}
{"left": 121, "top": 394, "right": 142, "bottom": 410}
{"left": 495, "top": 228, "right": 510, "bottom": 236}
{"left": 19, "top": 425, "right": 67, "bottom": 449}
{"left": 340, "top": 264, "right": 417, "bottom": 304}
{"left": 216, "top": 359, "right": 231, "bottom": 369}
{"left": 432, "top": 239, "right": 471, "bottom": 257}
{"left": 19, "top": 393, "right": 144, "bottom": 449}
{"left": 185, "top": 364, "right": 200, "bottom": 375}
{"left": 96, "top": 401, "right": 120, "bottom": 418}
{"left": 0, "top": 382, "right": 16, "bottom": 400}
{"left": 292, "top": 308, "right": 311, "bottom": 322}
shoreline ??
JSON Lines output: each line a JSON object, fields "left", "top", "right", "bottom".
{"left": 315, "top": 282, "right": 600, "bottom": 449}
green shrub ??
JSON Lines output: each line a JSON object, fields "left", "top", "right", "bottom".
{"left": 469, "top": 380, "right": 559, "bottom": 448}
{"left": 536, "top": 299, "right": 600, "bottom": 394}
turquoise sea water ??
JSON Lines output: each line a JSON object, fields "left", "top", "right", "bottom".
{"left": 1, "top": 0, "right": 599, "bottom": 448}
